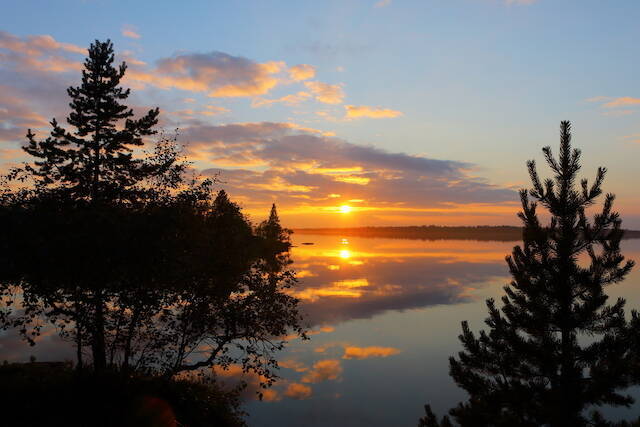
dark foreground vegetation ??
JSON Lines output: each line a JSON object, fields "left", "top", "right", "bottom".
{"left": 295, "top": 225, "right": 640, "bottom": 241}
{"left": 420, "top": 122, "right": 640, "bottom": 426}
{"left": 0, "top": 40, "right": 305, "bottom": 426}
{"left": 0, "top": 362, "right": 244, "bottom": 426}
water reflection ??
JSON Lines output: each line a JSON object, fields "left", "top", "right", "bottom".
{"left": 246, "top": 235, "right": 640, "bottom": 427}
{"left": 3, "top": 235, "right": 639, "bottom": 426}
{"left": 289, "top": 235, "right": 509, "bottom": 326}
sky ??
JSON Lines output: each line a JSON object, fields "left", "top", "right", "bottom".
{"left": 1, "top": 0, "right": 640, "bottom": 227}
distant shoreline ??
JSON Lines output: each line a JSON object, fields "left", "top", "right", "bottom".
{"left": 293, "top": 226, "right": 640, "bottom": 242}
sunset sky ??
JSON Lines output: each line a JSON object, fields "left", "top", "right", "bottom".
{"left": 2, "top": 0, "right": 640, "bottom": 227}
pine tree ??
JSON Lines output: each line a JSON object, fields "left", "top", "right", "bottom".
{"left": 23, "top": 39, "right": 160, "bottom": 201}
{"left": 9, "top": 40, "right": 165, "bottom": 371}
{"left": 256, "top": 203, "right": 292, "bottom": 272}
{"left": 422, "top": 121, "right": 640, "bottom": 426}
{"left": 257, "top": 203, "right": 289, "bottom": 243}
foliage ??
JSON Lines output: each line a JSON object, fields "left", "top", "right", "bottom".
{"left": 0, "top": 362, "right": 245, "bottom": 427}
{"left": 0, "top": 39, "right": 306, "bottom": 396}
{"left": 256, "top": 203, "right": 293, "bottom": 273}
{"left": 421, "top": 122, "right": 640, "bottom": 426}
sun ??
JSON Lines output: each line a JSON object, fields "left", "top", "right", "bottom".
{"left": 339, "top": 205, "right": 352, "bottom": 214}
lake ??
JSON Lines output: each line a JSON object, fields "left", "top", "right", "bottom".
{"left": 2, "top": 233, "right": 640, "bottom": 426}
{"left": 245, "top": 233, "right": 640, "bottom": 426}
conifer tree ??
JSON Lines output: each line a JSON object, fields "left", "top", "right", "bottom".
{"left": 421, "top": 121, "right": 640, "bottom": 426}
{"left": 23, "top": 39, "right": 161, "bottom": 201}
{"left": 256, "top": 203, "right": 292, "bottom": 272}
{"left": 1, "top": 40, "right": 307, "bottom": 382}
{"left": 2, "top": 40, "right": 183, "bottom": 372}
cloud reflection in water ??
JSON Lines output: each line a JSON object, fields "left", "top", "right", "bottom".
{"left": 289, "top": 235, "right": 509, "bottom": 326}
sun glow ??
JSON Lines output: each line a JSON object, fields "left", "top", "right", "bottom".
{"left": 339, "top": 205, "right": 352, "bottom": 213}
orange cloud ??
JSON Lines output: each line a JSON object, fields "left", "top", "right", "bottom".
{"left": 180, "top": 121, "right": 514, "bottom": 226}
{"left": 587, "top": 96, "right": 640, "bottom": 113}
{"left": 623, "top": 134, "right": 640, "bottom": 144}
{"left": 304, "top": 81, "right": 345, "bottom": 104}
{"left": 284, "top": 383, "right": 313, "bottom": 400}
{"left": 0, "top": 31, "right": 85, "bottom": 56}
{"left": 246, "top": 176, "right": 316, "bottom": 193}
{"left": 170, "top": 106, "right": 229, "bottom": 120}
{"left": 121, "top": 26, "right": 141, "bottom": 39}
{"left": 288, "top": 64, "right": 316, "bottom": 81}
{"left": 603, "top": 97, "right": 640, "bottom": 108}
{"left": 342, "top": 345, "right": 401, "bottom": 360}
{"left": 0, "top": 31, "right": 84, "bottom": 74}
{"left": 345, "top": 105, "right": 402, "bottom": 119}
{"left": 301, "top": 359, "right": 343, "bottom": 383}
{"left": 333, "top": 175, "right": 371, "bottom": 185}
{"left": 125, "top": 54, "right": 284, "bottom": 98}
{"left": 252, "top": 91, "right": 311, "bottom": 108}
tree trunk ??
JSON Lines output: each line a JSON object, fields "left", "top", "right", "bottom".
{"left": 122, "top": 302, "right": 141, "bottom": 374}
{"left": 92, "top": 289, "right": 107, "bottom": 371}
{"left": 75, "top": 294, "right": 84, "bottom": 371}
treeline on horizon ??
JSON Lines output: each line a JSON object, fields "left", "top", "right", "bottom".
{"left": 294, "top": 225, "right": 640, "bottom": 242}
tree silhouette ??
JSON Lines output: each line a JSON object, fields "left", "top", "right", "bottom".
{"left": 0, "top": 40, "right": 306, "bottom": 384}
{"left": 421, "top": 122, "right": 640, "bottom": 426}
{"left": 23, "top": 40, "right": 162, "bottom": 201}
{"left": 256, "top": 203, "right": 292, "bottom": 273}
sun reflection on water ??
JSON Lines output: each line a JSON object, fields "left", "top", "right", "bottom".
{"left": 339, "top": 249, "right": 351, "bottom": 259}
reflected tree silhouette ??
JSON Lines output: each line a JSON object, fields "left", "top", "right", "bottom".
{"left": 421, "top": 122, "right": 640, "bottom": 427}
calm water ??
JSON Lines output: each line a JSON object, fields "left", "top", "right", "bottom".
{"left": 245, "top": 234, "right": 640, "bottom": 426}
{"left": 3, "top": 235, "right": 640, "bottom": 425}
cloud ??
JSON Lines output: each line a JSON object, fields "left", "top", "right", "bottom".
{"left": 342, "top": 345, "right": 401, "bottom": 359}
{"left": 288, "top": 64, "right": 316, "bottom": 81}
{"left": 0, "top": 31, "right": 85, "bottom": 56}
{"left": 0, "top": 85, "right": 49, "bottom": 146}
{"left": 304, "top": 81, "right": 345, "bottom": 104}
{"left": 178, "top": 121, "right": 514, "bottom": 226}
{"left": 251, "top": 91, "right": 311, "bottom": 108}
{"left": 623, "top": 134, "right": 640, "bottom": 143}
{"left": 603, "top": 97, "right": 640, "bottom": 108}
{"left": 345, "top": 105, "right": 402, "bottom": 119}
{"left": 0, "top": 31, "right": 84, "bottom": 74}
{"left": 301, "top": 359, "right": 343, "bottom": 383}
{"left": 169, "top": 105, "right": 229, "bottom": 121}
{"left": 284, "top": 383, "right": 313, "bottom": 399}
{"left": 122, "top": 26, "right": 141, "bottom": 39}
{"left": 0, "top": 31, "right": 516, "bottom": 227}
{"left": 125, "top": 52, "right": 284, "bottom": 98}
{"left": 587, "top": 96, "right": 640, "bottom": 115}
{"left": 374, "top": 0, "right": 392, "bottom": 7}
